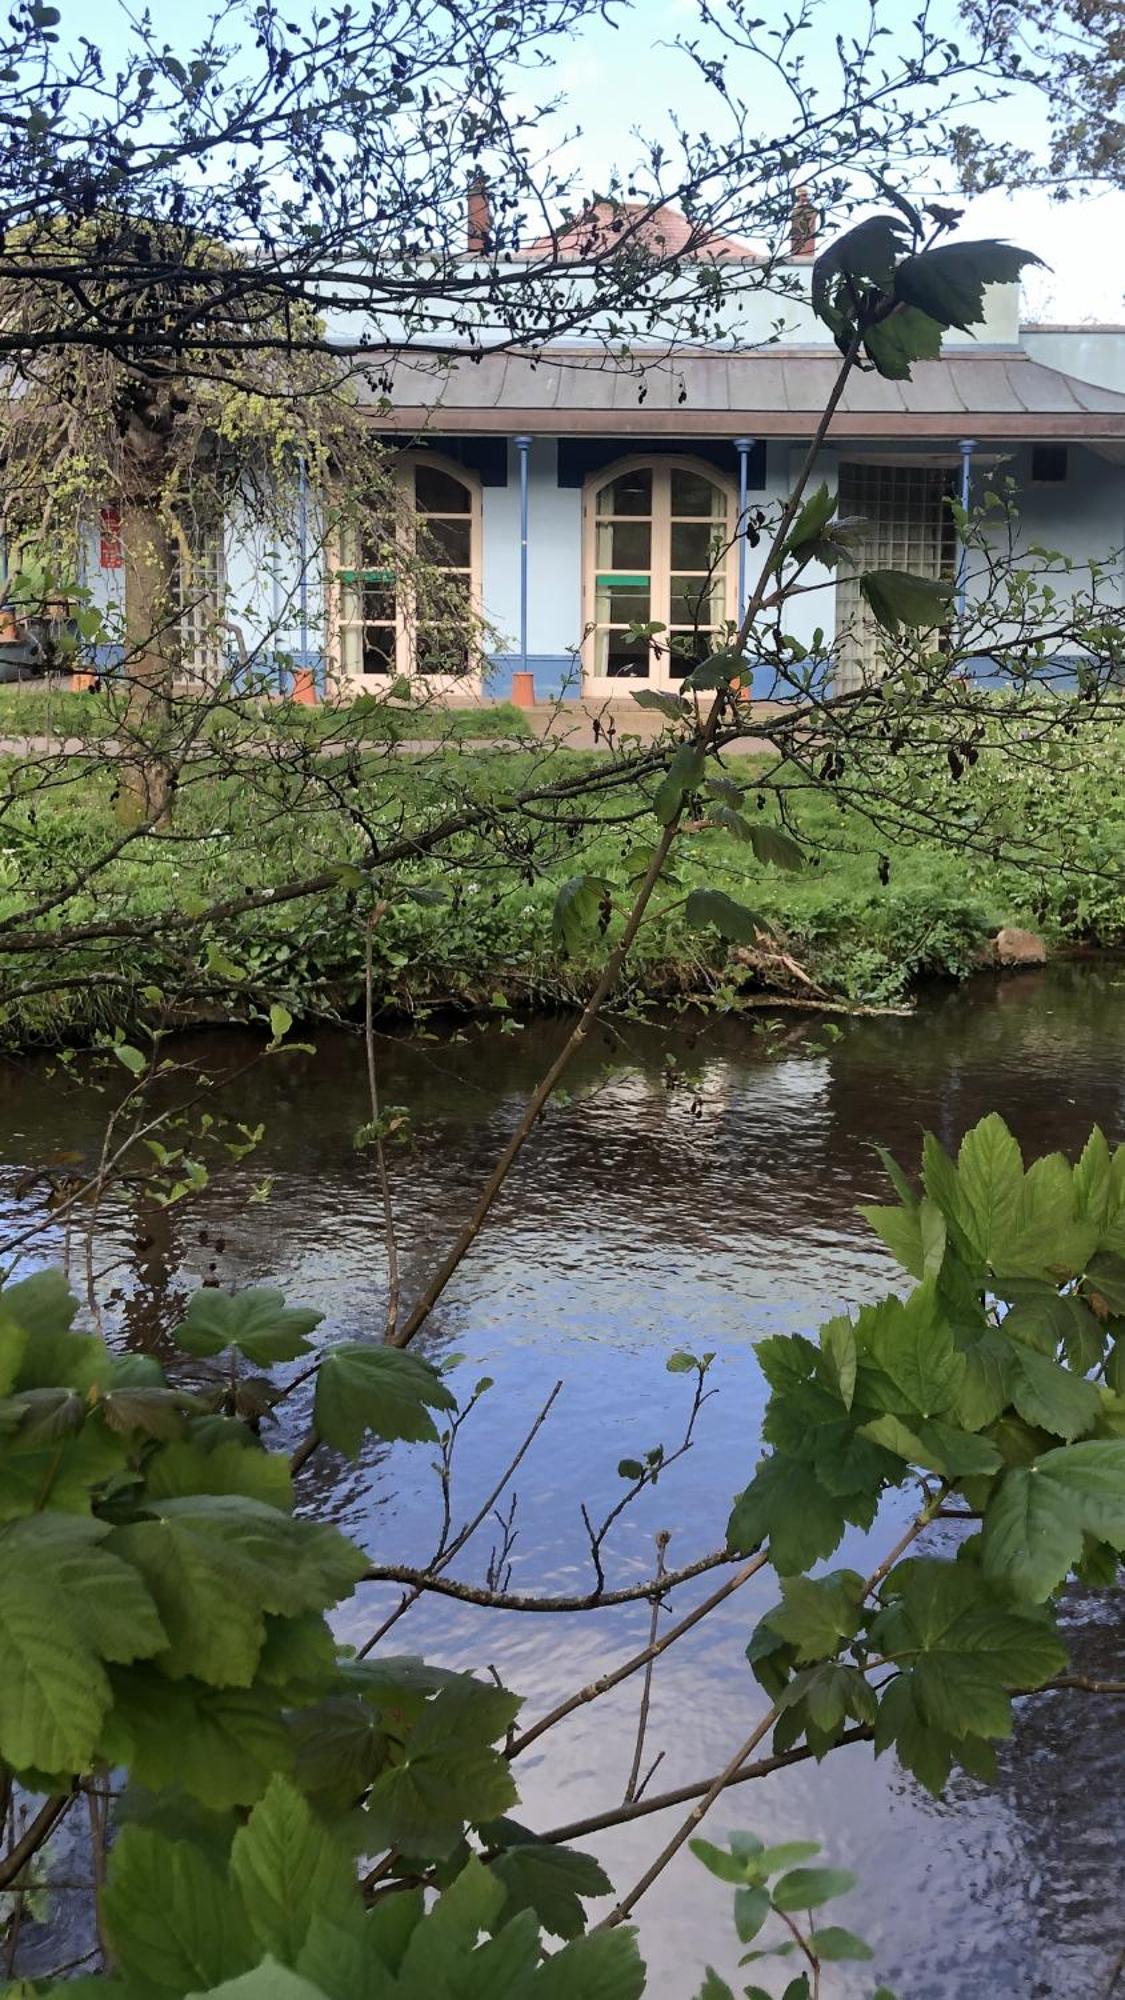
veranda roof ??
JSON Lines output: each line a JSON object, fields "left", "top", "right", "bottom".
{"left": 363, "top": 346, "right": 1125, "bottom": 441}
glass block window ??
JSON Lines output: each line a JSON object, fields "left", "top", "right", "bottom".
{"left": 834, "top": 462, "right": 957, "bottom": 690}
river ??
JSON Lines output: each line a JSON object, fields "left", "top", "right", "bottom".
{"left": 1, "top": 964, "right": 1123, "bottom": 1995}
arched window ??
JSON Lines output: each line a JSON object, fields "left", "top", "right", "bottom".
{"left": 582, "top": 458, "right": 736, "bottom": 691}
{"left": 338, "top": 455, "right": 481, "bottom": 687}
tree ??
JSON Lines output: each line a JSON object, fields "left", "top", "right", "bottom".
{"left": 956, "top": 1, "right": 1125, "bottom": 193}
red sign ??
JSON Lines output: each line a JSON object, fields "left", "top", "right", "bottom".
{"left": 99, "top": 505, "right": 123, "bottom": 569}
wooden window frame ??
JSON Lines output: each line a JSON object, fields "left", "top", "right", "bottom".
{"left": 581, "top": 455, "right": 737, "bottom": 696}
{"left": 334, "top": 452, "right": 483, "bottom": 695}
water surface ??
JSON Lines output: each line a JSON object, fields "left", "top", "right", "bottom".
{"left": 2, "top": 966, "right": 1123, "bottom": 1995}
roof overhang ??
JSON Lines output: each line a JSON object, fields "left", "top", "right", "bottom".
{"left": 361, "top": 346, "right": 1125, "bottom": 445}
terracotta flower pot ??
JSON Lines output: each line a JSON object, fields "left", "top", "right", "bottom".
{"left": 292, "top": 668, "right": 317, "bottom": 706}
{"left": 511, "top": 670, "right": 536, "bottom": 708}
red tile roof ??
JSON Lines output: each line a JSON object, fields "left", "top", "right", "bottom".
{"left": 520, "top": 201, "right": 758, "bottom": 264}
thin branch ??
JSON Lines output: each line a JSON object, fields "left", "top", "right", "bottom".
{"left": 358, "top": 1543, "right": 736, "bottom": 1614}
{"left": 0, "top": 1793, "right": 72, "bottom": 1891}
{"left": 356, "top": 1379, "right": 564, "bottom": 1652}
{"left": 507, "top": 1552, "right": 768, "bottom": 1761}
{"left": 622, "top": 1531, "right": 669, "bottom": 1806}
{"left": 364, "top": 903, "right": 400, "bottom": 1343}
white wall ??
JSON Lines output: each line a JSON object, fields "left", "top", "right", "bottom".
{"left": 1021, "top": 330, "right": 1125, "bottom": 394}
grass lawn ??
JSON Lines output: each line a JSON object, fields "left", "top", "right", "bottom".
{"left": 1, "top": 724, "right": 1122, "bottom": 1045}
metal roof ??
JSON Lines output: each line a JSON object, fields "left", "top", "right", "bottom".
{"left": 363, "top": 346, "right": 1125, "bottom": 440}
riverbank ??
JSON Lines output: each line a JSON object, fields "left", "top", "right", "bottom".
{"left": 2, "top": 727, "right": 1123, "bottom": 1046}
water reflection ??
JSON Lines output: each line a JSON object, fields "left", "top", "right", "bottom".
{"left": 1, "top": 966, "right": 1123, "bottom": 1993}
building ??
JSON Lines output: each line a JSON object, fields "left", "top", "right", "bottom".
{"left": 65, "top": 204, "right": 1125, "bottom": 705}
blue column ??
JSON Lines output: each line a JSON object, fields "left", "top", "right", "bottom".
{"left": 733, "top": 437, "right": 754, "bottom": 622}
{"left": 956, "top": 437, "right": 976, "bottom": 620}
{"left": 515, "top": 434, "right": 531, "bottom": 676}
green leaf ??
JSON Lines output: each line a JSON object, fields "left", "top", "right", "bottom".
{"left": 957, "top": 1114, "right": 1024, "bottom": 1263}
{"left": 812, "top": 214, "right": 909, "bottom": 333}
{"left": 748, "top": 824, "right": 803, "bottom": 871}
{"left": 820, "top": 1317, "right": 857, "bottom": 1410}
{"left": 733, "top": 1884, "right": 771, "bottom": 1943}
{"left": 489, "top": 1835, "right": 613, "bottom": 1941}
{"left": 873, "top": 1560, "right": 1066, "bottom": 1743}
{"left": 145, "top": 1439, "right": 293, "bottom": 1511}
{"left": 0, "top": 1316, "right": 28, "bottom": 1395}
{"left": 980, "top": 1439, "right": 1125, "bottom": 1599}
{"left": 1001, "top": 1340, "right": 1102, "bottom": 1442}
{"left": 893, "top": 240, "right": 1044, "bottom": 334}
{"left": 291, "top": 1694, "right": 387, "bottom": 1810}
{"left": 172, "top": 1288, "right": 324, "bottom": 1364}
{"left": 3, "top": 1270, "right": 107, "bottom": 1391}
{"left": 552, "top": 874, "right": 612, "bottom": 952}
{"left": 689, "top": 1837, "right": 755, "bottom": 1884}
{"left": 784, "top": 483, "right": 837, "bottom": 558}
{"left": 771, "top": 1866, "right": 856, "bottom": 1912}
{"left": 230, "top": 1776, "right": 356, "bottom": 1965}
{"left": 860, "top": 569, "right": 953, "bottom": 636}
{"left": 114, "top": 1042, "right": 148, "bottom": 1075}
{"left": 533, "top": 1926, "right": 646, "bottom": 2000}
{"left": 313, "top": 1344, "right": 456, "bottom": 1459}
{"left": 0, "top": 1514, "right": 165, "bottom": 1775}
{"left": 269, "top": 1005, "right": 293, "bottom": 1041}
{"left": 363, "top": 1679, "right": 521, "bottom": 1859}
{"left": 654, "top": 743, "right": 705, "bottom": 824}
{"left": 102, "top": 1827, "right": 254, "bottom": 1992}
{"left": 1086, "top": 1252, "right": 1125, "bottom": 1314}
{"left": 684, "top": 888, "right": 760, "bottom": 945}
{"left": 693, "top": 1974, "right": 736, "bottom": 2000}
{"left": 764, "top": 1570, "right": 864, "bottom": 1662}
{"left": 183, "top": 1964, "right": 328, "bottom": 2000}
{"left": 109, "top": 1496, "right": 365, "bottom": 1687}
{"left": 861, "top": 1281, "right": 965, "bottom": 1419}
{"left": 107, "top": 1670, "right": 294, "bottom": 1811}
{"left": 863, "top": 304, "right": 945, "bottom": 379}
{"left": 859, "top": 1413, "right": 1000, "bottom": 1478}
{"left": 806, "top": 1927, "right": 874, "bottom": 1962}
{"left": 727, "top": 1456, "right": 847, "bottom": 1573}
{"left": 631, "top": 689, "right": 685, "bottom": 718}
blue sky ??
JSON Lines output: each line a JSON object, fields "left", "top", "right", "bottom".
{"left": 67, "top": 0, "right": 1125, "bottom": 321}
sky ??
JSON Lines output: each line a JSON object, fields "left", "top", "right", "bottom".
{"left": 70, "top": 0, "right": 1125, "bottom": 324}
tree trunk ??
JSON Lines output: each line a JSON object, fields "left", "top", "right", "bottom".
{"left": 118, "top": 417, "right": 180, "bottom": 825}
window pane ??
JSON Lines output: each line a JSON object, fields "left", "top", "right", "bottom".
{"left": 597, "top": 467, "right": 652, "bottom": 516}
{"left": 603, "top": 633, "right": 650, "bottom": 677}
{"left": 362, "top": 585, "right": 396, "bottom": 624}
{"left": 596, "top": 519, "right": 651, "bottom": 568}
{"left": 667, "top": 630, "right": 719, "bottom": 677}
{"left": 362, "top": 625, "right": 396, "bottom": 675}
{"left": 596, "top": 584, "right": 650, "bottom": 625}
{"left": 420, "top": 517, "right": 472, "bottom": 567}
{"left": 671, "top": 468, "right": 722, "bottom": 517}
{"left": 417, "top": 624, "right": 471, "bottom": 674}
{"left": 415, "top": 464, "right": 471, "bottom": 512}
{"left": 670, "top": 521, "right": 722, "bottom": 570}
{"left": 670, "top": 576, "right": 723, "bottom": 627}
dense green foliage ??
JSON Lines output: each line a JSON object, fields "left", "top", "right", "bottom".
{"left": 0, "top": 1114, "right": 1121, "bottom": 1989}
{"left": 5, "top": 718, "right": 1122, "bottom": 1047}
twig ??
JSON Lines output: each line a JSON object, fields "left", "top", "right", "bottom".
{"left": 358, "top": 1542, "right": 735, "bottom": 1614}
{"left": 622, "top": 1531, "right": 669, "bottom": 1806}
{"left": 0, "top": 1794, "right": 72, "bottom": 1891}
{"left": 531, "top": 1729, "right": 875, "bottom": 1847}
{"left": 356, "top": 1380, "right": 563, "bottom": 1653}
{"left": 508, "top": 1552, "right": 768, "bottom": 1761}
{"left": 364, "top": 904, "right": 400, "bottom": 1343}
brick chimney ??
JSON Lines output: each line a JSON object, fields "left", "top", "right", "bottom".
{"left": 467, "top": 174, "right": 491, "bottom": 255}
{"left": 790, "top": 186, "right": 817, "bottom": 259}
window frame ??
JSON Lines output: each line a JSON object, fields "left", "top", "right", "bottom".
{"left": 581, "top": 455, "right": 738, "bottom": 694}
{"left": 335, "top": 451, "right": 483, "bottom": 693}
